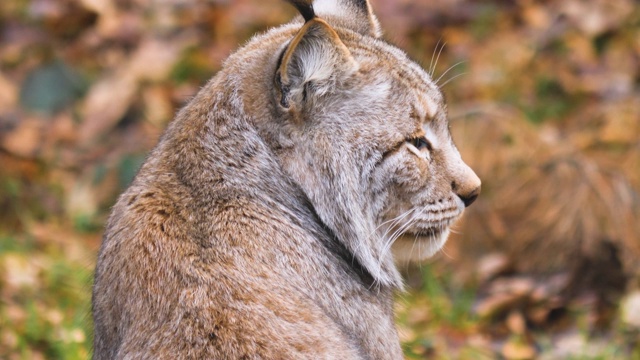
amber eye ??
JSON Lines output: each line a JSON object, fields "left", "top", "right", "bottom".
{"left": 411, "top": 137, "right": 432, "bottom": 151}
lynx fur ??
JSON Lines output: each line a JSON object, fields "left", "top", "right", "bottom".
{"left": 92, "top": 0, "right": 481, "bottom": 358}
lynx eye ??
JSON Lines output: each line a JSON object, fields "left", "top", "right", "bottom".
{"left": 411, "top": 137, "right": 432, "bottom": 151}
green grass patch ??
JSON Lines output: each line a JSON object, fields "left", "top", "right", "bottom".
{"left": 0, "top": 234, "right": 93, "bottom": 359}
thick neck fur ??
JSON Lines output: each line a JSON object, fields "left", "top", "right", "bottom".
{"left": 156, "top": 23, "right": 403, "bottom": 288}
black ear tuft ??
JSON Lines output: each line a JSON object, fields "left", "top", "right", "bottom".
{"left": 309, "top": 0, "right": 382, "bottom": 38}
{"left": 286, "top": 0, "right": 316, "bottom": 22}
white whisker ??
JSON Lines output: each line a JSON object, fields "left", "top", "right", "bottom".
{"left": 430, "top": 41, "right": 447, "bottom": 77}
{"left": 371, "top": 209, "right": 414, "bottom": 241}
{"left": 428, "top": 38, "right": 442, "bottom": 77}
{"left": 376, "top": 210, "right": 422, "bottom": 274}
{"left": 417, "top": 236, "right": 424, "bottom": 271}
{"left": 435, "top": 61, "right": 465, "bottom": 85}
{"left": 439, "top": 244, "right": 454, "bottom": 260}
{"left": 439, "top": 72, "right": 467, "bottom": 88}
{"left": 405, "top": 232, "right": 419, "bottom": 273}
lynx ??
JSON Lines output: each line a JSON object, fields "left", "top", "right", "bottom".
{"left": 92, "top": 0, "right": 481, "bottom": 358}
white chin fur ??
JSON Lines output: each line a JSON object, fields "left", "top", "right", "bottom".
{"left": 391, "top": 229, "right": 450, "bottom": 264}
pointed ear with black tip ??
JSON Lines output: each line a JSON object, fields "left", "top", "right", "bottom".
{"left": 313, "top": 0, "right": 382, "bottom": 38}
{"left": 274, "top": 18, "right": 358, "bottom": 115}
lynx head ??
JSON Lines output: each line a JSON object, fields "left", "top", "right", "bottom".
{"left": 267, "top": 0, "right": 480, "bottom": 287}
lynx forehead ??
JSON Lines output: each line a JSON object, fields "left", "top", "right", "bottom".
{"left": 92, "top": 0, "right": 480, "bottom": 358}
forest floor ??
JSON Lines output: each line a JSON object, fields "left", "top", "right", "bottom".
{"left": 1, "top": 0, "right": 639, "bottom": 358}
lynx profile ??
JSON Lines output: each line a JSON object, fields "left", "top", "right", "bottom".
{"left": 92, "top": 0, "right": 481, "bottom": 358}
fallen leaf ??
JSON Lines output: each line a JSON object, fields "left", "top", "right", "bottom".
{"left": 620, "top": 291, "right": 640, "bottom": 328}
{"left": 1, "top": 117, "right": 43, "bottom": 157}
{"left": 2, "top": 253, "right": 40, "bottom": 289}
{"left": 506, "top": 311, "right": 527, "bottom": 335}
{"left": 560, "top": 0, "right": 634, "bottom": 36}
{"left": 79, "top": 36, "right": 194, "bottom": 145}
{"left": 502, "top": 338, "right": 536, "bottom": 360}
{"left": 477, "top": 252, "right": 512, "bottom": 282}
{"left": 78, "top": 73, "right": 136, "bottom": 145}
{"left": 0, "top": 72, "right": 18, "bottom": 110}
{"left": 475, "top": 292, "right": 528, "bottom": 319}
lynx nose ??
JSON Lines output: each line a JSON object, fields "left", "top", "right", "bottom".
{"left": 451, "top": 165, "right": 481, "bottom": 208}
{"left": 457, "top": 186, "right": 480, "bottom": 207}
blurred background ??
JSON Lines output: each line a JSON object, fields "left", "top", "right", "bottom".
{"left": 0, "top": 0, "right": 638, "bottom": 358}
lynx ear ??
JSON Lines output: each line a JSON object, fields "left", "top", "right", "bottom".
{"left": 275, "top": 18, "right": 357, "bottom": 112}
{"left": 313, "top": 0, "right": 382, "bottom": 38}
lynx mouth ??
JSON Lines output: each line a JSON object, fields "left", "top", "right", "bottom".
{"left": 404, "top": 220, "right": 454, "bottom": 239}
{"left": 407, "top": 227, "right": 441, "bottom": 238}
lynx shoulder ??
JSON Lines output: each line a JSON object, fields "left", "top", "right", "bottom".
{"left": 92, "top": 0, "right": 481, "bottom": 358}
